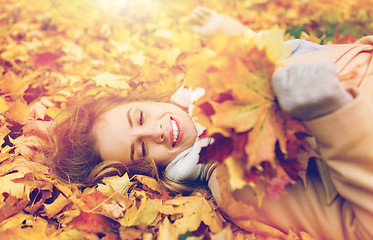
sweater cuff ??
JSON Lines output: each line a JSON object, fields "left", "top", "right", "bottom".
{"left": 304, "top": 88, "right": 373, "bottom": 147}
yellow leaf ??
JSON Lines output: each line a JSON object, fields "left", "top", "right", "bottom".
{"left": 212, "top": 102, "right": 265, "bottom": 133}
{"left": 245, "top": 106, "right": 277, "bottom": 168}
{"left": 45, "top": 107, "right": 61, "bottom": 119}
{"left": 0, "top": 97, "right": 10, "bottom": 113}
{"left": 93, "top": 72, "right": 131, "bottom": 90}
{"left": 225, "top": 157, "right": 247, "bottom": 191}
{"left": 43, "top": 194, "right": 71, "bottom": 219}
{"left": 128, "top": 54, "right": 146, "bottom": 66}
{"left": 0, "top": 172, "right": 30, "bottom": 200}
{"left": 255, "top": 27, "right": 291, "bottom": 65}
{"left": 5, "top": 99, "right": 29, "bottom": 123}
{"left": 160, "top": 196, "right": 223, "bottom": 235}
{"left": 0, "top": 125, "right": 10, "bottom": 146}
{"left": 134, "top": 175, "right": 163, "bottom": 193}
{"left": 158, "top": 218, "right": 178, "bottom": 240}
{"left": 155, "top": 29, "right": 174, "bottom": 39}
{"left": 0, "top": 212, "right": 52, "bottom": 240}
{"left": 120, "top": 197, "right": 161, "bottom": 226}
{"left": 98, "top": 173, "right": 130, "bottom": 195}
{"left": 9, "top": 135, "right": 41, "bottom": 158}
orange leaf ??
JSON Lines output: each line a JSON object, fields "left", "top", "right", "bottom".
{"left": 5, "top": 99, "right": 29, "bottom": 123}
{"left": 0, "top": 194, "right": 29, "bottom": 223}
{"left": 245, "top": 105, "right": 277, "bottom": 168}
{"left": 69, "top": 211, "right": 120, "bottom": 236}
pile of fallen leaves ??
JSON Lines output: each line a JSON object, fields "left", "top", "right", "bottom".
{"left": 1, "top": 0, "right": 373, "bottom": 239}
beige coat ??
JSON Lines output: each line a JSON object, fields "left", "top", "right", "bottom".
{"left": 218, "top": 37, "right": 373, "bottom": 239}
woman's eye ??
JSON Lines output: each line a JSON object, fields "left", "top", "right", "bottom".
{"left": 139, "top": 110, "right": 144, "bottom": 125}
{"left": 141, "top": 141, "right": 147, "bottom": 157}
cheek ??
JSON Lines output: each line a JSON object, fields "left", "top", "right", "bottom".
{"left": 148, "top": 145, "right": 174, "bottom": 165}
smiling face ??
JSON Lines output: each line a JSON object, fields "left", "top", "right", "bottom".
{"left": 92, "top": 101, "right": 198, "bottom": 167}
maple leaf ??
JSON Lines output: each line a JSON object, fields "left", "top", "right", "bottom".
{"left": 29, "top": 52, "right": 61, "bottom": 70}
{"left": 22, "top": 119, "right": 52, "bottom": 140}
{"left": 120, "top": 196, "right": 161, "bottom": 227}
{"left": 183, "top": 28, "right": 311, "bottom": 198}
{"left": 0, "top": 125, "right": 11, "bottom": 147}
{"left": 9, "top": 135, "right": 42, "bottom": 159}
{"left": 97, "top": 173, "right": 131, "bottom": 196}
{"left": 0, "top": 172, "right": 31, "bottom": 200}
{"left": 159, "top": 195, "right": 223, "bottom": 236}
{"left": 43, "top": 193, "right": 71, "bottom": 219}
{"left": 0, "top": 97, "right": 10, "bottom": 114}
{"left": 0, "top": 194, "right": 29, "bottom": 223}
{"left": 0, "top": 71, "right": 28, "bottom": 95}
{"left": 0, "top": 212, "right": 53, "bottom": 240}
{"left": 4, "top": 99, "right": 29, "bottom": 123}
{"left": 68, "top": 211, "right": 121, "bottom": 238}
{"left": 93, "top": 72, "right": 131, "bottom": 90}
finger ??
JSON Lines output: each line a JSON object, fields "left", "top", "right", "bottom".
{"left": 192, "top": 9, "right": 210, "bottom": 22}
{"left": 271, "top": 68, "right": 289, "bottom": 94}
{"left": 187, "top": 11, "right": 209, "bottom": 25}
{"left": 194, "top": 6, "right": 215, "bottom": 16}
{"left": 188, "top": 17, "right": 204, "bottom": 27}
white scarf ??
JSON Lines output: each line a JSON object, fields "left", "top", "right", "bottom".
{"left": 165, "top": 137, "right": 213, "bottom": 182}
{"left": 165, "top": 85, "right": 213, "bottom": 182}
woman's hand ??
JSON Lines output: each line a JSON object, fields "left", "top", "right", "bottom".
{"left": 272, "top": 62, "right": 353, "bottom": 120}
{"left": 187, "top": 6, "right": 250, "bottom": 36}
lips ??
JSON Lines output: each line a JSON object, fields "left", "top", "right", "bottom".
{"left": 169, "top": 116, "right": 183, "bottom": 147}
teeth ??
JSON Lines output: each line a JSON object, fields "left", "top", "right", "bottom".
{"left": 171, "top": 119, "right": 179, "bottom": 144}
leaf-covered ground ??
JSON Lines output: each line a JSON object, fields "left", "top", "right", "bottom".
{"left": 1, "top": 0, "right": 373, "bottom": 239}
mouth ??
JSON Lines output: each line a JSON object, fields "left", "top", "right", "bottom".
{"left": 170, "top": 116, "right": 183, "bottom": 148}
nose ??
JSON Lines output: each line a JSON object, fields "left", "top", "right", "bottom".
{"left": 151, "top": 126, "right": 164, "bottom": 143}
{"left": 139, "top": 122, "right": 164, "bottom": 144}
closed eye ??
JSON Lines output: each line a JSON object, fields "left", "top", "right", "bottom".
{"left": 141, "top": 141, "right": 147, "bottom": 157}
{"left": 139, "top": 110, "right": 144, "bottom": 125}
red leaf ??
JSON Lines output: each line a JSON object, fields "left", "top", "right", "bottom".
{"left": 0, "top": 195, "right": 29, "bottom": 222}
{"left": 69, "top": 211, "right": 120, "bottom": 236}
{"left": 265, "top": 168, "right": 293, "bottom": 200}
{"left": 199, "top": 133, "right": 233, "bottom": 164}
{"left": 198, "top": 101, "right": 215, "bottom": 118}
{"left": 30, "top": 52, "right": 61, "bottom": 70}
{"left": 81, "top": 189, "right": 109, "bottom": 210}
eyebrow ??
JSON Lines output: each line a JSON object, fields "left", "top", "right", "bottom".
{"left": 127, "top": 107, "right": 133, "bottom": 128}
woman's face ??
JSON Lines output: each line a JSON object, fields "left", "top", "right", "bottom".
{"left": 92, "top": 101, "right": 198, "bottom": 167}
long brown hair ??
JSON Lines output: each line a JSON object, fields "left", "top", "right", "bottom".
{"left": 49, "top": 91, "right": 198, "bottom": 194}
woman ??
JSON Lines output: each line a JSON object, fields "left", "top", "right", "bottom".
{"left": 51, "top": 8, "right": 373, "bottom": 239}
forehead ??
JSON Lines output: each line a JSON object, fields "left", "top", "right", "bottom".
{"left": 92, "top": 103, "right": 133, "bottom": 163}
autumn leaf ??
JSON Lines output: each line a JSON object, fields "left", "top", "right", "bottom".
{"left": 0, "top": 0, "right": 370, "bottom": 239}
{"left": 30, "top": 52, "right": 61, "bottom": 70}
{"left": 0, "top": 172, "right": 31, "bottom": 200}
{"left": 9, "top": 135, "right": 42, "bottom": 158}
{"left": 4, "top": 99, "right": 29, "bottom": 123}
{"left": 93, "top": 72, "right": 131, "bottom": 90}
{"left": 120, "top": 196, "right": 161, "bottom": 227}
{"left": 183, "top": 28, "right": 313, "bottom": 199}
{"left": 0, "top": 212, "right": 53, "bottom": 240}
{"left": 0, "top": 97, "right": 10, "bottom": 113}
{"left": 0, "top": 195, "right": 29, "bottom": 223}
{"left": 68, "top": 211, "right": 120, "bottom": 238}
{"left": 0, "top": 125, "right": 11, "bottom": 147}
{"left": 159, "top": 195, "right": 223, "bottom": 236}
